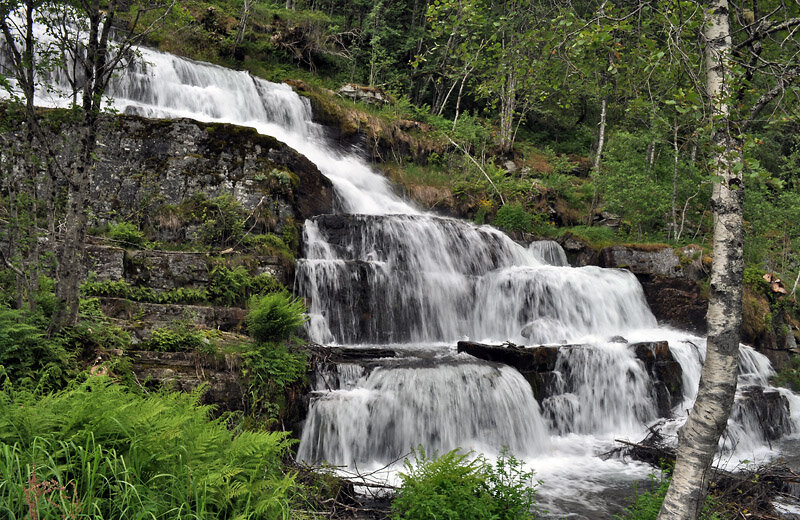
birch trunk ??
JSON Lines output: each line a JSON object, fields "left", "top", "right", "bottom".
{"left": 593, "top": 97, "right": 607, "bottom": 172}
{"left": 657, "top": 1, "right": 744, "bottom": 518}
{"left": 671, "top": 117, "right": 679, "bottom": 241}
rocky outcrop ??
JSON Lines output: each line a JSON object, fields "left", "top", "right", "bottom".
{"left": 457, "top": 340, "right": 683, "bottom": 417}
{"left": 88, "top": 115, "right": 334, "bottom": 238}
{"left": 600, "top": 245, "right": 709, "bottom": 333}
{"left": 557, "top": 233, "right": 600, "bottom": 267}
{"left": 99, "top": 298, "right": 247, "bottom": 339}
{"left": 128, "top": 350, "right": 245, "bottom": 412}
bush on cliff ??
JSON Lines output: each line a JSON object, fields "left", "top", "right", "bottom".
{"left": 246, "top": 292, "right": 308, "bottom": 343}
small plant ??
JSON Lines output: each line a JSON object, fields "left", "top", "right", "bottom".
{"left": 192, "top": 193, "right": 246, "bottom": 248}
{"left": 208, "top": 265, "right": 283, "bottom": 306}
{"left": 494, "top": 203, "right": 534, "bottom": 233}
{"left": 246, "top": 292, "right": 308, "bottom": 343}
{"left": 392, "top": 447, "right": 538, "bottom": 520}
{"left": 108, "top": 222, "right": 147, "bottom": 248}
{"left": 144, "top": 322, "right": 210, "bottom": 353}
{"left": 242, "top": 341, "right": 308, "bottom": 423}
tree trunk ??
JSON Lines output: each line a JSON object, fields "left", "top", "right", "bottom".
{"left": 671, "top": 117, "right": 679, "bottom": 241}
{"left": 593, "top": 97, "right": 607, "bottom": 172}
{"left": 657, "top": 1, "right": 744, "bottom": 518}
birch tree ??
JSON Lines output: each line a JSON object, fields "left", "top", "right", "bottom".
{"left": 658, "top": 0, "right": 800, "bottom": 516}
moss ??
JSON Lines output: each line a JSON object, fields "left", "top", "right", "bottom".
{"left": 742, "top": 287, "right": 771, "bottom": 341}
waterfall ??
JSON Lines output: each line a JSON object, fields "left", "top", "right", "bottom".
{"left": 298, "top": 356, "right": 551, "bottom": 466}
{"left": 9, "top": 28, "right": 800, "bottom": 516}
{"left": 529, "top": 239, "right": 570, "bottom": 266}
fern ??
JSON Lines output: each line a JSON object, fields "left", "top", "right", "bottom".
{"left": 0, "top": 378, "right": 299, "bottom": 519}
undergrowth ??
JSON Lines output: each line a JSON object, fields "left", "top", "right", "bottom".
{"left": 0, "top": 378, "right": 300, "bottom": 519}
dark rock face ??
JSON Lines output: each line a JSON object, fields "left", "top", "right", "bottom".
{"left": 632, "top": 341, "right": 685, "bottom": 416}
{"left": 457, "top": 340, "right": 683, "bottom": 418}
{"left": 128, "top": 350, "right": 245, "bottom": 412}
{"left": 600, "top": 245, "right": 709, "bottom": 333}
{"left": 731, "top": 386, "right": 793, "bottom": 442}
{"left": 88, "top": 115, "right": 334, "bottom": 237}
{"left": 99, "top": 298, "right": 247, "bottom": 339}
{"left": 557, "top": 233, "right": 599, "bottom": 267}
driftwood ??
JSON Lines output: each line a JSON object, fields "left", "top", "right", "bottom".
{"left": 289, "top": 458, "right": 395, "bottom": 519}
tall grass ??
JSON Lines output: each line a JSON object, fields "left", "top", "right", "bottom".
{"left": 0, "top": 378, "right": 299, "bottom": 519}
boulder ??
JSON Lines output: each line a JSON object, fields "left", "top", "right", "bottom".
{"left": 337, "top": 83, "right": 390, "bottom": 105}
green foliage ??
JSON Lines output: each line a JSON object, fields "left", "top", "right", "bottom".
{"left": 772, "top": 355, "right": 800, "bottom": 391}
{"left": 81, "top": 279, "right": 211, "bottom": 305}
{"left": 596, "top": 132, "right": 671, "bottom": 238}
{"left": 58, "top": 298, "right": 132, "bottom": 359}
{"left": 743, "top": 267, "right": 771, "bottom": 297}
{"left": 144, "top": 321, "right": 212, "bottom": 354}
{"left": 242, "top": 342, "right": 308, "bottom": 424}
{"left": 81, "top": 267, "right": 283, "bottom": 307}
{"left": 494, "top": 203, "right": 534, "bottom": 233}
{"left": 562, "top": 226, "right": 617, "bottom": 247}
{"left": 0, "top": 378, "right": 299, "bottom": 519}
{"left": 191, "top": 193, "right": 246, "bottom": 248}
{"left": 392, "top": 447, "right": 538, "bottom": 520}
{"left": 107, "top": 221, "right": 147, "bottom": 248}
{"left": 246, "top": 292, "right": 308, "bottom": 343}
{"left": 209, "top": 265, "right": 284, "bottom": 307}
{"left": 0, "top": 305, "right": 71, "bottom": 391}
{"left": 244, "top": 233, "right": 296, "bottom": 260}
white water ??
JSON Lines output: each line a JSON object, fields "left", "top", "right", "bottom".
{"left": 7, "top": 25, "right": 800, "bottom": 516}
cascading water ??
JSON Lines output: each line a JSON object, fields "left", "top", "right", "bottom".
{"left": 9, "top": 27, "right": 800, "bottom": 516}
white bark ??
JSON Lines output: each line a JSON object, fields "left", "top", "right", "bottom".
{"left": 657, "top": 1, "right": 744, "bottom": 519}
{"left": 593, "top": 97, "right": 607, "bottom": 171}
{"left": 671, "top": 118, "right": 679, "bottom": 240}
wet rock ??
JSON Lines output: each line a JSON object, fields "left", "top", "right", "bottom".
{"left": 633, "top": 341, "right": 684, "bottom": 416}
{"left": 731, "top": 386, "right": 793, "bottom": 441}
{"left": 600, "top": 245, "right": 708, "bottom": 333}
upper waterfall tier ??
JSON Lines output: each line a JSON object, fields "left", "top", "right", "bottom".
{"left": 296, "top": 214, "right": 657, "bottom": 345}
{"left": 1, "top": 31, "right": 416, "bottom": 216}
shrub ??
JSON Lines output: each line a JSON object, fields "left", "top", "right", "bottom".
{"left": 242, "top": 341, "right": 308, "bottom": 423}
{"left": 108, "top": 221, "right": 147, "bottom": 248}
{"left": 209, "top": 265, "right": 284, "bottom": 306}
{"left": 144, "top": 322, "right": 211, "bottom": 353}
{"left": 247, "top": 292, "right": 307, "bottom": 343}
{"left": 0, "top": 305, "right": 71, "bottom": 391}
{"left": 392, "top": 448, "right": 538, "bottom": 520}
{"left": 195, "top": 193, "right": 246, "bottom": 247}
{"left": 494, "top": 203, "right": 534, "bottom": 233}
